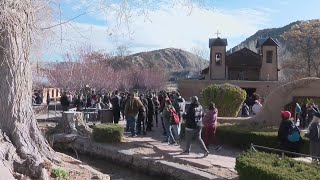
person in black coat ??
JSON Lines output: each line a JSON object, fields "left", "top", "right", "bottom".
{"left": 241, "top": 103, "right": 250, "bottom": 117}
{"left": 60, "top": 92, "right": 70, "bottom": 111}
{"left": 182, "top": 96, "right": 209, "bottom": 157}
{"left": 111, "top": 90, "right": 121, "bottom": 124}
{"left": 136, "top": 94, "right": 148, "bottom": 135}
{"left": 300, "top": 104, "right": 307, "bottom": 128}
{"left": 75, "top": 94, "right": 84, "bottom": 111}
{"left": 146, "top": 94, "right": 155, "bottom": 131}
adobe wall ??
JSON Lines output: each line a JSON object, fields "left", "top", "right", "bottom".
{"left": 249, "top": 77, "right": 320, "bottom": 125}
{"left": 178, "top": 79, "right": 279, "bottom": 100}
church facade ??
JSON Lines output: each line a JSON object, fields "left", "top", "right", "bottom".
{"left": 178, "top": 36, "right": 281, "bottom": 100}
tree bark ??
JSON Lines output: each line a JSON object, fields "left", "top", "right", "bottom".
{"left": 0, "top": 1, "right": 59, "bottom": 178}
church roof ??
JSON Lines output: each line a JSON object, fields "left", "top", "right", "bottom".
{"left": 209, "top": 37, "right": 228, "bottom": 47}
{"left": 226, "top": 48, "right": 262, "bottom": 67}
{"left": 256, "top": 37, "right": 279, "bottom": 48}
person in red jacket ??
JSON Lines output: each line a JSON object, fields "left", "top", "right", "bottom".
{"left": 202, "top": 102, "right": 222, "bottom": 151}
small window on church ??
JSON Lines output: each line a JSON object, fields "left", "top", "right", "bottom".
{"left": 266, "top": 51, "right": 273, "bottom": 63}
{"left": 215, "top": 53, "right": 222, "bottom": 65}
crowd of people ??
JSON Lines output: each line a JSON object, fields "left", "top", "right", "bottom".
{"left": 46, "top": 89, "right": 320, "bottom": 160}
{"left": 59, "top": 89, "right": 222, "bottom": 157}
{"left": 241, "top": 97, "right": 263, "bottom": 117}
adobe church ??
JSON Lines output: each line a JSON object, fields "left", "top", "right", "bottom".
{"left": 179, "top": 36, "right": 280, "bottom": 99}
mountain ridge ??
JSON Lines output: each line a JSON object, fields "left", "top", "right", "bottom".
{"left": 107, "top": 47, "right": 208, "bottom": 74}
{"left": 228, "top": 20, "right": 301, "bottom": 54}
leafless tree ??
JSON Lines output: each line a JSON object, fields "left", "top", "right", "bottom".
{"left": 0, "top": 0, "right": 207, "bottom": 178}
{"left": 116, "top": 44, "right": 131, "bottom": 58}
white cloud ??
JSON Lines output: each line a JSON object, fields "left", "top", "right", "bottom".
{"left": 44, "top": 4, "right": 272, "bottom": 61}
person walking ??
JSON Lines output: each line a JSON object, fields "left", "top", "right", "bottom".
{"left": 153, "top": 96, "right": 160, "bottom": 127}
{"left": 111, "top": 90, "right": 121, "bottom": 124}
{"left": 305, "top": 112, "right": 320, "bottom": 162}
{"left": 202, "top": 102, "right": 222, "bottom": 151}
{"left": 159, "top": 92, "right": 169, "bottom": 136}
{"left": 173, "top": 92, "right": 185, "bottom": 139}
{"left": 162, "top": 100, "right": 178, "bottom": 145}
{"left": 136, "top": 94, "right": 148, "bottom": 134}
{"left": 124, "top": 92, "right": 144, "bottom": 137}
{"left": 182, "top": 96, "right": 209, "bottom": 157}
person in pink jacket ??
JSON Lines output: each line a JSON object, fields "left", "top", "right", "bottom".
{"left": 202, "top": 102, "right": 222, "bottom": 151}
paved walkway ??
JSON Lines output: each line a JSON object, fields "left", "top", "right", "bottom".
{"left": 35, "top": 110, "right": 239, "bottom": 179}
{"left": 119, "top": 120, "right": 239, "bottom": 175}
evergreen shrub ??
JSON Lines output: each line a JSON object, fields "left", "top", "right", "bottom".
{"left": 216, "top": 125, "right": 309, "bottom": 154}
{"left": 93, "top": 124, "right": 123, "bottom": 143}
{"left": 201, "top": 83, "right": 246, "bottom": 117}
{"left": 236, "top": 151, "right": 320, "bottom": 180}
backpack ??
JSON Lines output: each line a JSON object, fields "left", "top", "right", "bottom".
{"left": 194, "top": 105, "right": 203, "bottom": 126}
{"left": 168, "top": 107, "right": 180, "bottom": 125}
{"left": 288, "top": 125, "right": 301, "bottom": 142}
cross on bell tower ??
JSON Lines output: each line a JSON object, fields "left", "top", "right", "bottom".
{"left": 215, "top": 30, "right": 221, "bottom": 38}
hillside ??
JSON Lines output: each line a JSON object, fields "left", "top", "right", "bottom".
{"left": 228, "top": 21, "right": 301, "bottom": 54}
{"left": 107, "top": 48, "right": 208, "bottom": 74}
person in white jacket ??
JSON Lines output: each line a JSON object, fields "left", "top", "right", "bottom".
{"left": 252, "top": 100, "right": 262, "bottom": 115}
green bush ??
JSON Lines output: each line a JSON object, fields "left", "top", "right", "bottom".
{"left": 51, "top": 168, "right": 70, "bottom": 180}
{"left": 216, "top": 125, "right": 309, "bottom": 154}
{"left": 93, "top": 124, "right": 124, "bottom": 143}
{"left": 236, "top": 151, "right": 320, "bottom": 180}
{"left": 201, "top": 83, "right": 246, "bottom": 117}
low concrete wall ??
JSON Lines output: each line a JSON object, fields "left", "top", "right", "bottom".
{"left": 178, "top": 79, "right": 279, "bottom": 100}
{"left": 54, "top": 135, "right": 220, "bottom": 180}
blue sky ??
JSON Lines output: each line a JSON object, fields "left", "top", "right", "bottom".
{"left": 44, "top": 0, "right": 320, "bottom": 61}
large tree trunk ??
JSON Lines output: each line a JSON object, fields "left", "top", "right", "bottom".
{"left": 0, "top": 1, "right": 59, "bottom": 179}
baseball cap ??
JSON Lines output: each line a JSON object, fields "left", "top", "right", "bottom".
{"left": 281, "top": 111, "right": 291, "bottom": 119}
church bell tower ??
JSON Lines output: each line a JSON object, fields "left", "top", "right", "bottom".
{"left": 209, "top": 32, "right": 228, "bottom": 80}
{"left": 257, "top": 37, "right": 279, "bottom": 81}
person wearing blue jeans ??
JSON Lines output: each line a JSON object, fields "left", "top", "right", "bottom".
{"left": 181, "top": 96, "right": 209, "bottom": 157}
{"left": 162, "top": 100, "right": 178, "bottom": 145}
{"left": 127, "top": 115, "right": 138, "bottom": 137}
{"left": 124, "top": 92, "right": 144, "bottom": 137}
